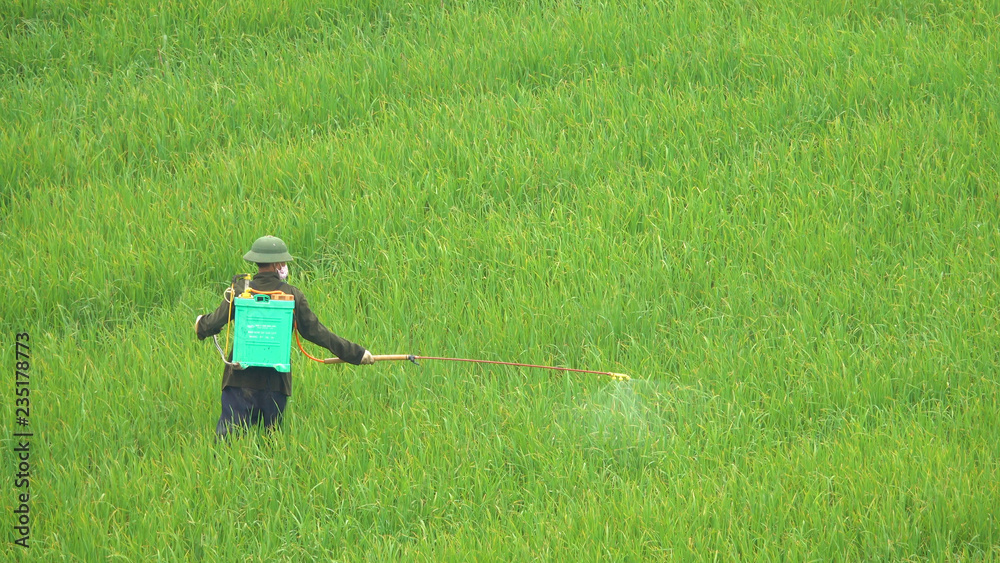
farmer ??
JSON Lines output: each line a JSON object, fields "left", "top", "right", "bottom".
{"left": 195, "top": 235, "right": 374, "bottom": 437}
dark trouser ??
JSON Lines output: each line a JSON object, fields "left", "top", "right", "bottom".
{"left": 216, "top": 386, "right": 288, "bottom": 437}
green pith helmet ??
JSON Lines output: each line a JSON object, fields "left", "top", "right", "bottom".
{"left": 243, "top": 235, "right": 294, "bottom": 263}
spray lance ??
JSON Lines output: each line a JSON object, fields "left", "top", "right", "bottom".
{"left": 293, "top": 333, "right": 630, "bottom": 382}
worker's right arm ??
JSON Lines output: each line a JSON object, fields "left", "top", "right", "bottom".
{"left": 195, "top": 296, "right": 234, "bottom": 340}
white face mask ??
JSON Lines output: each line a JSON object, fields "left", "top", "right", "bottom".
{"left": 277, "top": 264, "right": 289, "bottom": 281}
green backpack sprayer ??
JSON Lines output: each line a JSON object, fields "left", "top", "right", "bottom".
{"left": 210, "top": 274, "right": 296, "bottom": 371}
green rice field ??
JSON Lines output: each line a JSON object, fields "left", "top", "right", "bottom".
{"left": 2, "top": 0, "right": 999, "bottom": 559}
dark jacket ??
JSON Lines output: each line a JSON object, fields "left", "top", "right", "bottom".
{"left": 197, "top": 271, "right": 367, "bottom": 395}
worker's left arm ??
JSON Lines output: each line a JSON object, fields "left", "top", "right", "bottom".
{"left": 291, "top": 289, "right": 368, "bottom": 365}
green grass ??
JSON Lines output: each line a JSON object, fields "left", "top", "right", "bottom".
{"left": 2, "top": 0, "right": 999, "bottom": 559}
